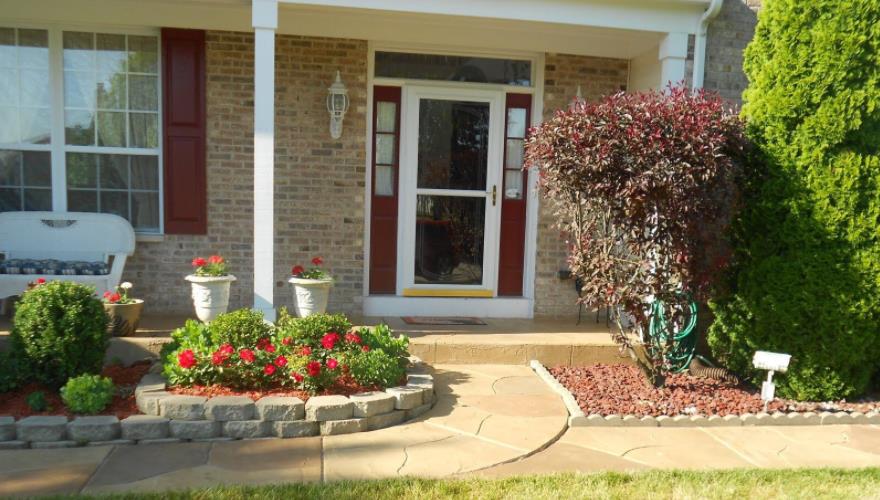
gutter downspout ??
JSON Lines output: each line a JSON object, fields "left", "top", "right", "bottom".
{"left": 692, "top": 0, "right": 724, "bottom": 90}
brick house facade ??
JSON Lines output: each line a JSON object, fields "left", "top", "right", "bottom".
{"left": 1, "top": 0, "right": 762, "bottom": 320}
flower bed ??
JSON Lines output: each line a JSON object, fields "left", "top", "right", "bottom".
{"left": 542, "top": 364, "right": 880, "bottom": 427}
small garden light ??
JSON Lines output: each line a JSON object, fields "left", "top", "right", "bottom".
{"left": 752, "top": 350, "right": 791, "bottom": 411}
{"left": 326, "top": 70, "right": 350, "bottom": 139}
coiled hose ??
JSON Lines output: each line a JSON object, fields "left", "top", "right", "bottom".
{"left": 647, "top": 295, "right": 698, "bottom": 373}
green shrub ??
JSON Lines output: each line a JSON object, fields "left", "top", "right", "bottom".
{"left": 11, "top": 281, "right": 109, "bottom": 387}
{"left": 277, "top": 312, "right": 352, "bottom": 347}
{"left": 61, "top": 374, "right": 115, "bottom": 414}
{"left": 348, "top": 348, "right": 406, "bottom": 388}
{"left": 358, "top": 324, "right": 409, "bottom": 361}
{"left": 207, "top": 309, "right": 271, "bottom": 347}
{"left": 0, "top": 350, "right": 26, "bottom": 393}
{"left": 26, "top": 391, "right": 48, "bottom": 412}
{"left": 708, "top": 0, "right": 880, "bottom": 400}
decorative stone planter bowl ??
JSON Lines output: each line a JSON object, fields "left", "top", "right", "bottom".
{"left": 104, "top": 299, "right": 144, "bottom": 336}
{"left": 288, "top": 277, "right": 333, "bottom": 317}
{"left": 186, "top": 274, "right": 236, "bottom": 322}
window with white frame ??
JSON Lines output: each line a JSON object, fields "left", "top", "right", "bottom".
{"left": 0, "top": 26, "right": 161, "bottom": 233}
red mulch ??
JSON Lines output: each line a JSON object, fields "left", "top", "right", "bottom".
{"left": 168, "top": 374, "right": 386, "bottom": 403}
{"left": 551, "top": 364, "right": 880, "bottom": 417}
{"left": 0, "top": 361, "right": 151, "bottom": 419}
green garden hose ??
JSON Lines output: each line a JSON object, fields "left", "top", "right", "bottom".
{"left": 647, "top": 295, "right": 698, "bottom": 373}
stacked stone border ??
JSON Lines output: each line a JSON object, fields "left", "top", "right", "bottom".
{"left": 529, "top": 360, "right": 880, "bottom": 428}
{"left": 0, "top": 357, "right": 434, "bottom": 450}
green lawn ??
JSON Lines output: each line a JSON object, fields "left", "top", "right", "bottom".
{"left": 66, "top": 469, "right": 880, "bottom": 500}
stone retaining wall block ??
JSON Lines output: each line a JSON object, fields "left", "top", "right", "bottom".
{"left": 121, "top": 415, "right": 170, "bottom": 440}
{"left": 205, "top": 396, "right": 255, "bottom": 421}
{"left": 320, "top": 418, "right": 367, "bottom": 436}
{"left": 0, "top": 441, "right": 28, "bottom": 449}
{"left": 16, "top": 416, "right": 68, "bottom": 442}
{"left": 255, "top": 396, "right": 305, "bottom": 421}
{"left": 406, "top": 403, "right": 432, "bottom": 420}
{"left": 349, "top": 392, "right": 396, "bottom": 418}
{"left": 385, "top": 386, "right": 423, "bottom": 410}
{"left": 365, "top": 411, "right": 406, "bottom": 431}
{"left": 160, "top": 396, "right": 207, "bottom": 421}
{"left": 0, "top": 416, "right": 15, "bottom": 441}
{"left": 67, "top": 416, "right": 120, "bottom": 442}
{"left": 273, "top": 421, "right": 319, "bottom": 438}
{"left": 136, "top": 390, "right": 170, "bottom": 416}
{"left": 170, "top": 420, "right": 221, "bottom": 440}
{"left": 305, "top": 396, "right": 354, "bottom": 421}
{"left": 222, "top": 420, "right": 269, "bottom": 439}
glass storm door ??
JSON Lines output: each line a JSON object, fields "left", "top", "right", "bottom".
{"left": 399, "top": 87, "right": 503, "bottom": 296}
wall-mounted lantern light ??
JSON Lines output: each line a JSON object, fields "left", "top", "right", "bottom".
{"left": 327, "top": 70, "right": 350, "bottom": 139}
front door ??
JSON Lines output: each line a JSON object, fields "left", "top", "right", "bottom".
{"left": 399, "top": 86, "right": 504, "bottom": 297}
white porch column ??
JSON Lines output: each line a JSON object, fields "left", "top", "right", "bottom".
{"left": 252, "top": 0, "right": 277, "bottom": 321}
{"left": 658, "top": 32, "right": 688, "bottom": 88}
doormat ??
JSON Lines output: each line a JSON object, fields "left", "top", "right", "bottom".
{"left": 401, "top": 316, "right": 487, "bottom": 326}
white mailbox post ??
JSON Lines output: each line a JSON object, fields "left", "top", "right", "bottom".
{"left": 752, "top": 351, "right": 792, "bottom": 411}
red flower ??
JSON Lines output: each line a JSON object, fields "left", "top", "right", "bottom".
{"left": 36, "top": 278, "right": 46, "bottom": 284}
{"left": 208, "top": 255, "right": 224, "bottom": 264}
{"left": 239, "top": 348, "right": 255, "bottom": 363}
{"left": 321, "top": 332, "right": 339, "bottom": 350}
{"left": 361, "top": 345, "right": 371, "bottom": 352}
{"left": 256, "top": 337, "right": 272, "bottom": 351}
{"left": 326, "top": 358, "right": 339, "bottom": 370}
{"left": 265, "top": 344, "right": 276, "bottom": 353}
{"left": 292, "top": 372, "right": 304, "bottom": 383}
{"left": 274, "top": 355, "right": 287, "bottom": 367}
{"left": 291, "top": 265, "right": 305, "bottom": 276}
{"left": 281, "top": 337, "right": 292, "bottom": 346}
{"left": 192, "top": 257, "right": 207, "bottom": 267}
{"left": 211, "top": 351, "right": 225, "bottom": 365}
{"left": 220, "top": 343, "right": 234, "bottom": 355}
{"left": 306, "top": 361, "right": 321, "bottom": 377}
{"left": 311, "top": 256, "right": 323, "bottom": 266}
{"left": 344, "top": 332, "right": 362, "bottom": 344}
{"left": 301, "top": 346, "right": 312, "bottom": 356}
{"left": 264, "top": 363, "right": 276, "bottom": 376}
{"left": 107, "top": 292, "right": 121, "bottom": 303}
{"left": 178, "top": 349, "right": 196, "bottom": 369}
{"left": 103, "top": 291, "right": 111, "bottom": 298}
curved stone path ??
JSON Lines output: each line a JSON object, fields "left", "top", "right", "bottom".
{"left": 0, "top": 365, "right": 569, "bottom": 496}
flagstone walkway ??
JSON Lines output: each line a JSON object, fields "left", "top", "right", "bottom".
{"left": 2, "top": 364, "right": 880, "bottom": 497}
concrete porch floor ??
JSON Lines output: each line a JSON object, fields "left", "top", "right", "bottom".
{"left": 0, "top": 313, "right": 629, "bottom": 367}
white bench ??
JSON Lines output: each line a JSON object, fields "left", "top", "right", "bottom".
{"left": 0, "top": 211, "right": 136, "bottom": 300}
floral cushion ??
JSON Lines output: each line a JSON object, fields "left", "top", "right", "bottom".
{"left": 0, "top": 259, "right": 110, "bottom": 276}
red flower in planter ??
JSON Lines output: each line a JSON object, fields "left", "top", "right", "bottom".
{"left": 208, "top": 255, "right": 224, "bottom": 264}
{"left": 291, "top": 265, "right": 305, "bottom": 276}
{"left": 301, "top": 346, "right": 312, "bottom": 356}
{"left": 292, "top": 372, "right": 304, "bottom": 383}
{"left": 36, "top": 278, "right": 46, "bottom": 284}
{"left": 344, "top": 332, "right": 361, "bottom": 344}
{"left": 239, "top": 349, "right": 255, "bottom": 363}
{"left": 361, "top": 345, "right": 370, "bottom": 352}
{"left": 321, "top": 332, "right": 340, "bottom": 350}
{"left": 274, "top": 355, "right": 287, "bottom": 367}
{"left": 311, "top": 256, "right": 323, "bottom": 266}
{"left": 264, "top": 363, "right": 276, "bottom": 376}
{"left": 192, "top": 257, "right": 207, "bottom": 267}
{"left": 211, "top": 351, "right": 225, "bottom": 366}
{"left": 326, "top": 358, "right": 339, "bottom": 370}
{"left": 178, "top": 349, "right": 197, "bottom": 369}
{"left": 307, "top": 361, "right": 321, "bottom": 377}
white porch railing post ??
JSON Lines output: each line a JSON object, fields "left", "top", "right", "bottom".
{"left": 252, "top": 0, "right": 278, "bottom": 321}
{"left": 658, "top": 32, "right": 688, "bottom": 90}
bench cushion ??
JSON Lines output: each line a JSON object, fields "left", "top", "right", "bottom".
{"left": 0, "top": 259, "right": 110, "bottom": 276}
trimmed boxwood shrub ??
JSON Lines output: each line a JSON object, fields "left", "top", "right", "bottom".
{"left": 11, "top": 281, "right": 109, "bottom": 388}
{"left": 61, "top": 374, "right": 115, "bottom": 414}
{"left": 707, "top": 0, "right": 880, "bottom": 400}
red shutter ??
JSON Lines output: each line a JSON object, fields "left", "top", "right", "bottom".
{"left": 497, "top": 93, "right": 532, "bottom": 296}
{"left": 368, "top": 86, "right": 401, "bottom": 294}
{"left": 161, "top": 28, "right": 207, "bottom": 234}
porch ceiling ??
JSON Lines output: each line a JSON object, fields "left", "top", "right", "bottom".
{"left": 1, "top": 0, "right": 704, "bottom": 60}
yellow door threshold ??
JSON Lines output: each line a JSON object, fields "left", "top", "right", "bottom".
{"left": 402, "top": 288, "right": 494, "bottom": 298}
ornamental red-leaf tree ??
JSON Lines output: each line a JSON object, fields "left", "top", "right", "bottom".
{"left": 524, "top": 86, "right": 746, "bottom": 385}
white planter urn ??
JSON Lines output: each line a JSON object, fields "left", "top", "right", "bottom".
{"left": 288, "top": 277, "right": 333, "bottom": 317}
{"left": 186, "top": 274, "right": 237, "bottom": 323}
